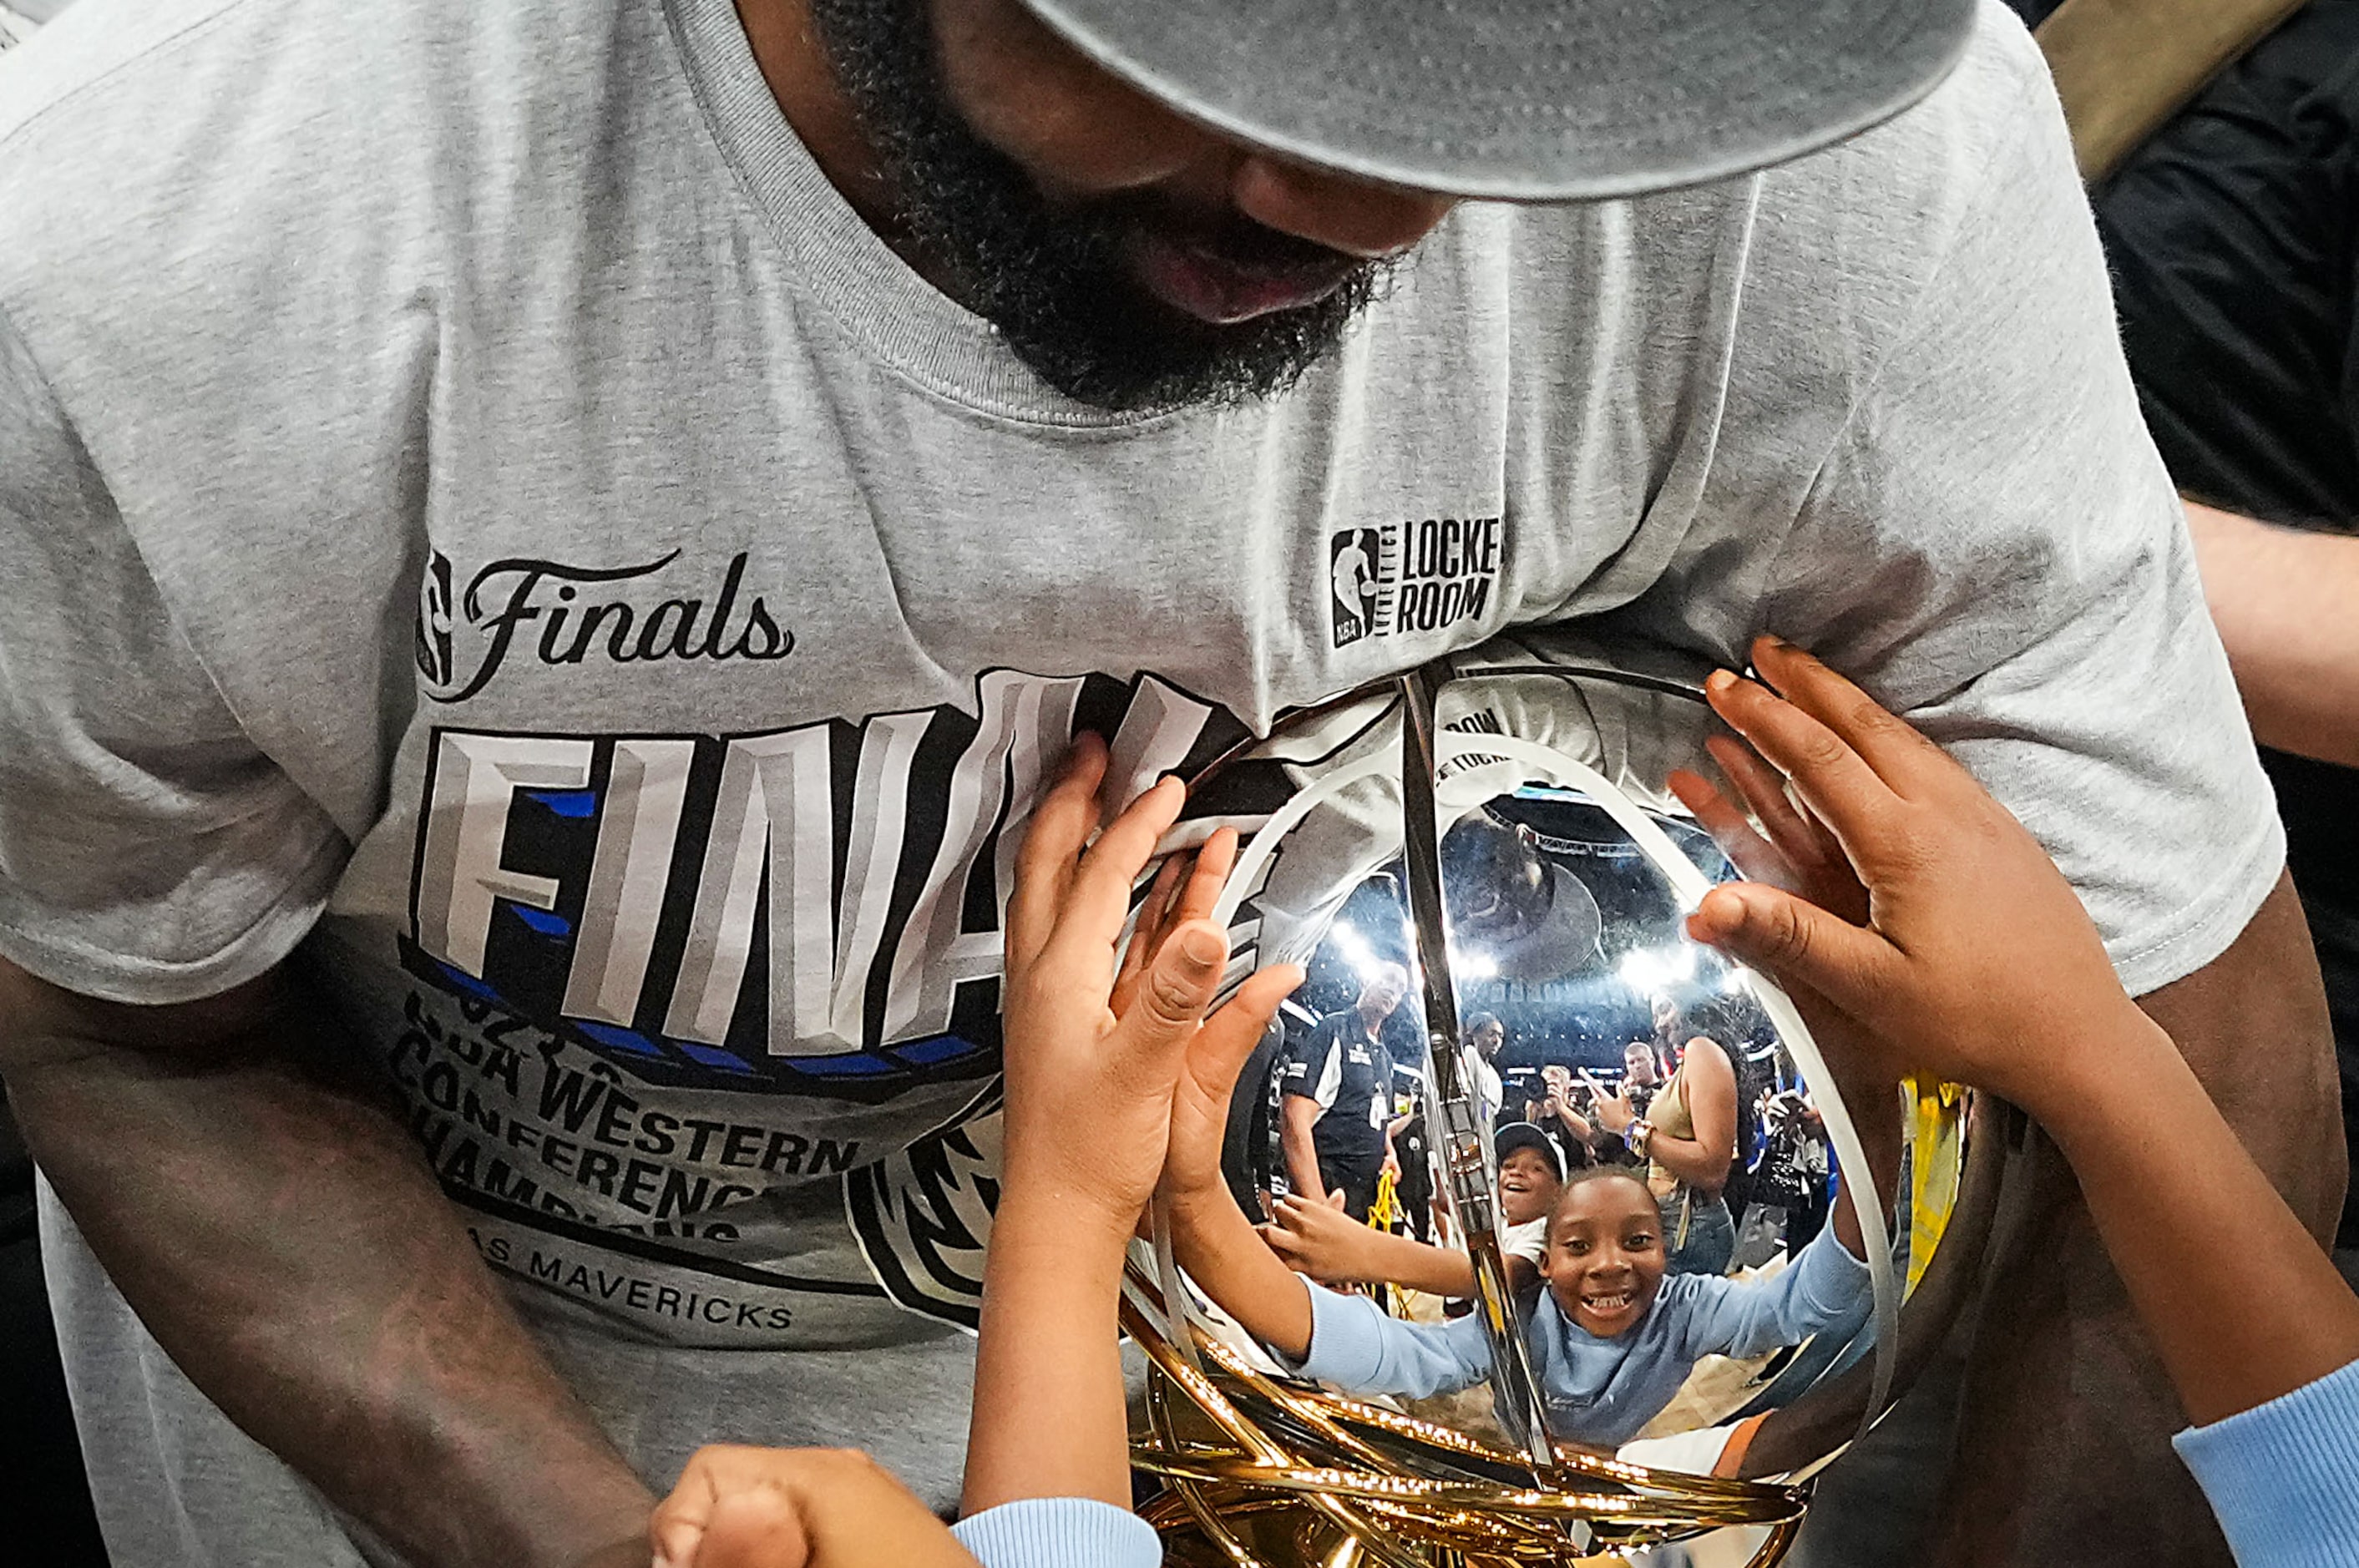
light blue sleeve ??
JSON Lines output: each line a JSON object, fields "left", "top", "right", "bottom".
{"left": 1283, "top": 1282, "right": 1496, "bottom": 1399}
{"left": 2172, "top": 1357, "right": 2359, "bottom": 1568}
{"left": 1671, "top": 1227, "right": 1872, "bottom": 1361}
{"left": 950, "top": 1497, "right": 1162, "bottom": 1568}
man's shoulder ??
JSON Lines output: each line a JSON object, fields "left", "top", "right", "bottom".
{"left": 1735, "top": 0, "right": 2062, "bottom": 307}
{"left": 0, "top": 0, "right": 633, "bottom": 139}
{"left": 0, "top": 0, "right": 240, "bottom": 149}
{"left": 0, "top": 0, "right": 652, "bottom": 305}
{"left": 1500, "top": 0, "right": 2059, "bottom": 373}
{"left": 1750, "top": 1, "right": 2053, "bottom": 214}
{"left": 1471, "top": 0, "right": 2073, "bottom": 463}
{"left": 1279, "top": 1019, "right": 1333, "bottom": 1062}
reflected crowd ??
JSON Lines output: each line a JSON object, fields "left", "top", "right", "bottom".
{"left": 1207, "top": 789, "right": 1894, "bottom": 1466}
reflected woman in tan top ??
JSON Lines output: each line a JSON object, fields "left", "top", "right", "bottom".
{"left": 1589, "top": 1000, "right": 1739, "bottom": 1275}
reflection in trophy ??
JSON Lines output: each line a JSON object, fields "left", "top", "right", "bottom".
{"left": 1128, "top": 657, "right": 1995, "bottom": 1566}
{"left": 1251, "top": 803, "right": 1880, "bottom": 1460}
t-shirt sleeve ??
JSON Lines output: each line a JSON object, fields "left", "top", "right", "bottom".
{"left": 1282, "top": 1279, "right": 1493, "bottom": 1399}
{"left": 1671, "top": 1226, "right": 1871, "bottom": 1362}
{"left": 949, "top": 1497, "right": 1162, "bottom": 1568}
{"left": 0, "top": 310, "right": 347, "bottom": 1004}
{"left": 1278, "top": 1024, "right": 1328, "bottom": 1105}
{"left": 1502, "top": 1216, "right": 1549, "bottom": 1266}
{"left": 1749, "top": 18, "right": 2282, "bottom": 999}
{"left": 2171, "top": 1357, "right": 2359, "bottom": 1568}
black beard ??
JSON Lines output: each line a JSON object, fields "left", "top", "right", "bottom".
{"left": 804, "top": 0, "right": 1390, "bottom": 412}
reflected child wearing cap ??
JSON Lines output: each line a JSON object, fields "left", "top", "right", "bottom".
{"left": 1494, "top": 1122, "right": 1568, "bottom": 1251}
{"left": 1259, "top": 1123, "right": 1566, "bottom": 1297}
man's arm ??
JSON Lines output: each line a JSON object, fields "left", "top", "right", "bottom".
{"left": 1280, "top": 1093, "right": 1328, "bottom": 1201}
{"left": 2184, "top": 502, "right": 2359, "bottom": 769}
{"left": 1379, "top": 1107, "right": 1410, "bottom": 1182}
{"left": 1377, "top": 1099, "right": 1405, "bottom": 1174}
{"left": 0, "top": 956, "right": 654, "bottom": 1568}
{"left": 1550, "top": 1100, "right": 1598, "bottom": 1145}
{"left": 1936, "top": 875, "right": 2345, "bottom": 1565}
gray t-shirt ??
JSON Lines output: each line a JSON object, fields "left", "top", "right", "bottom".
{"left": 0, "top": 0, "right": 2281, "bottom": 1543}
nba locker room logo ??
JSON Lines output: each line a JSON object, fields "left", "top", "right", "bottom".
{"left": 1329, "top": 516, "right": 1503, "bottom": 649}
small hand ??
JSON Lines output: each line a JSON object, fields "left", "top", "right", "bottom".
{"left": 649, "top": 1446, "right": 979, "bottom": 1568}
{"left": 1003, "top": 737, "right": 1274, "bottom": 1237}
{"left": 1258, "top": 1193, "right": 1381, "bottom": 1284}
{"left": 1582, "top": 1072, "right": 1633, "bottom": 1135}
{"left": 1671, "top": 726, "right": 1870, "bottom": 928}
{"left": 1671, "top": 682, "right": 1892, "bottom": 1097}
{"left": 1380, "top": 1142, "right": 1403, "bottom": 1184}
{"left": 1681, "top": 636, "right": 2143, "bottom": 1118}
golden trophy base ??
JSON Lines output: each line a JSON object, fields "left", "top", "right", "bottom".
{"left": 1125, "top": 1274, "right": 1810, "bottom": 1568}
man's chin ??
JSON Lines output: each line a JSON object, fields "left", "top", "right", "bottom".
{"left": 977, "top": 242, "right": 1385, "bottom": 411}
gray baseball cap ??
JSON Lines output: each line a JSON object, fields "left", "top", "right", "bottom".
{"left": 1010, "top": 0, "right": 1980, "bottom": 200}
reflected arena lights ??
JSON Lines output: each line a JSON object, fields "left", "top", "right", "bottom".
{"left": 1324, "top": 918, "right": 1503, "bottom": 988}
{"left": 1335, "top": 923, "right": 1735, "bottom": 1000}
{"left": 1615, "top": 943, "right": 1697, "bottom": 994}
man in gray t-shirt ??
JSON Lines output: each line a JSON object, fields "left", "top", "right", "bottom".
{"left": 0, "top": 0, "right": 2339, "bottom": 1565}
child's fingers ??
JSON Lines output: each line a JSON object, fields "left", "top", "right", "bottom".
{"left": 1703, "top": 733, "right": 1828, "bottom": 864}
{"left": 1053, "top": 776, "right": 1187, "bottom": 957}
{"left": 1184, "top": 960, "right": 1301, "bottom": 1082}
{"left": 1005, "top": 736, "right": 1110, "bottom": 973}
{"left": 1170, "top": 827, "right": 1238, "bottom": 930}
{"left": 1667, "top": 764, "right": 1789, "bottom": 888}
{"left": 1749, "top": 636, "right": 1954, "bottom": 798}
{"left": 1703, "top": 669, "right": 1901, "bottom": 863}
{"left": 665, "top": 1450, "right": 968, "bottom": 1568}
{"left": 1111, "top": 853, "right": 1187, "bottom": 1012}
{"left": 686, "top": 1490, "right": 812, "bottom": 1568}
{"left": 1177, "top": 964, "right": 1303, "bottom": 1107}
{"left": 1686, "top": 883, "right": 1896, "bottom": 1024}
{"left": 1276, "top": 1192, "right": 1356, "bottom": 1244}
{"left": 1258, "top": 1222, "right": 1307, "bottom": 1260}
{"left": 649, "top": 1446, "right": 729, "bottom": 1568}
{"left": 1106, "top": 916, "right": 1231, "bottom": 1074}
{"left": 1115, "top": 827, "right": 1238, "bottom": 1014}
{"left": 1697, "top": 736, "right": 1871, "bottom": 923}
{"left": 651, "top": 1447, "right": 811, "bottom": 1568}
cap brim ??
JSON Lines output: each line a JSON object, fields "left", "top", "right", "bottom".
{"left": 1012, "top": 0, "right": 1979, "bottom": 200}
{"left": 1495, "top": 1122, "right": 1566, "bottom": 1179}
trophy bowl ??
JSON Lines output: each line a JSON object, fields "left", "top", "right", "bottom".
{"left": 1126, "top": 639, "right": 1998, "bottom": 1566}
